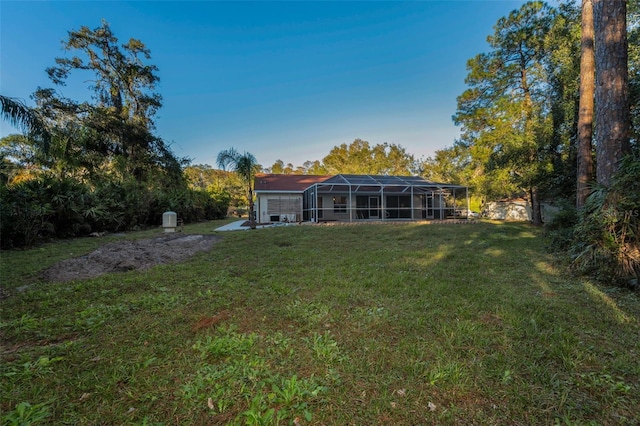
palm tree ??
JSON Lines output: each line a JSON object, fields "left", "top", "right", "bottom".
{"left": 0, "top": 95, "right": 51, "bottom": 152}
{"left": 217, "top": 148, "right": 260, "bottom": 229}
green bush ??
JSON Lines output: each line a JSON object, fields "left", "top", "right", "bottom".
{"left": 545, "top": 199, "right": 578, "bottom": 251}
{"left": 571, "top": 156, "right": 640, "bottom": 287}
{"left": 0, "top": 176, "right": 93, "bottom": 248}
{"left": 1, "top": 175, "right": 225, "bottom": 249}
{"left": 187, "top": 188, "right": 227, "bottom": 221}
{"left": 1, "top": 180, "right": 52, "bottom": 248}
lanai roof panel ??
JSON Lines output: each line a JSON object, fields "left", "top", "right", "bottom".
{"left": 255, "top": 173, "right": 467, "bottom": 193}
{"left": 317, "top": 174, "right": 464, "bottom": 188}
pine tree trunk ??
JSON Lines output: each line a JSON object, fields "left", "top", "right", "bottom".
{"left": 530, "top": 187, "right": 543, "bottom": 226}
{"left": 577, "top": 0, "right": 595, "bottom": 208}
{"left": 593, "top": 0, "right": 631, "bottom": 187}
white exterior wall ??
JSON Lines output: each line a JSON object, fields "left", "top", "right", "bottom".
{"left": 484, "top": 201, "right": 530, "bottom": 221}
{"left": 317, "top": 195, "right": 352, "bottom": 221}
{"left": 484, "top": 201, "right": 560, "bottom": 222}
{"left": 256, "top": 193, "right": 303, "bottom": 223}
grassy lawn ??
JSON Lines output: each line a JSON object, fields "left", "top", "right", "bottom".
{"left": 1, "top": 220, "right": 639, "bottom": 425}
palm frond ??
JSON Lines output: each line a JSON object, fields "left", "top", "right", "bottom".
{"left": 216, "top": 147, "right": 240, "bottom": 171}
{"left": 1, "top": 95, "right": 39, "bottom": 131}
{"left": 216, "top": 148, "right": 258, "bottom": 184}
{"left": 0, "top": 95, "right": 51, "bottom": 152}
{"left": 216, "top": 147, "right": 259, "bottom": 227}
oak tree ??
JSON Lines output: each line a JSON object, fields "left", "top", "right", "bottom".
{"left": 322, "top": 139, "right": 416, "bottom": 176}
{"left": 39, "top": 20, "right": 176, "bottom": 181}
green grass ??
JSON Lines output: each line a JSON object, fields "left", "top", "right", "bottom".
{"left": 1, "top": 220, "right": 639, "bottom": 425}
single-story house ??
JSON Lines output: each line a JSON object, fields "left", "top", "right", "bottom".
{"left": 254, "top": 173, "right": 469, "bottom": 223}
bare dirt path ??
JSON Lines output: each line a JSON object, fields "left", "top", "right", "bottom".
{"left": 41, "top": 233, "right": 221, "bottom": 283}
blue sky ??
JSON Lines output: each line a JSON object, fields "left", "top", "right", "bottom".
{"left": 1, "top": 1, "right": 533, "bottom": 168}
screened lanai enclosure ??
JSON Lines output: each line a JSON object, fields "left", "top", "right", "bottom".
{"left": 301, "top": 174, "right": 469, "bottom": 222}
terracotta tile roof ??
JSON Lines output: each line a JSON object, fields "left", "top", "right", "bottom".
{"left": 254, "top": 174, "right": 332, "bottom": 192}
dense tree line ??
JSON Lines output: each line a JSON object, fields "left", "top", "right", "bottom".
{"left": 435, "top": 0, "right": 638, "bottom": 287}
{"left": 263, "top": 139, "right": 419, "bottom": 176}
{"left": 1, "top": 22, "right": 227, "bottom": 248}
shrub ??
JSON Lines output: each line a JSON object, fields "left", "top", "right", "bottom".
{"left": 544, "top": 199, "right": 578, "bottom": 251}
{"left": 0, "top": 176, "right": 93, "bottom": 248}
{"left": 571, "top": 156, "right": 640, "bottom": 288}
{"left": 1, "top": 175, "right": 225, "bottom": 248}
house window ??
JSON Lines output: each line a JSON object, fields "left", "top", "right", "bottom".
{"left": 333, "top": 196, "right": 347, "bottom": 213}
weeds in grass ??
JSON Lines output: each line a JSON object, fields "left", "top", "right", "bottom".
{"left": 192, "top": 325, "right": 257, "bottom": 359}
{"left": 353, "top": 305, "right": 390, "bottom": 325}
{"left": 576, "top": 372, "right": 633, "bottom": 399}
{"left": 241, "top": 375, "right": 323, "bottom": 425}
{"left": 183, "top": 325, "right": 328, "bottom": 424}
{"left": 284, "top": 298, "right": 330, "bottom": 326}
{"left": 0, "top": 314, "right": 39, "bottom": 341}
{"left": 1, "top": 221, "right": 639, "bottom": 424}
{"left": 2, "top": 356, "right": 64, "bottom": 380}
{"left": 304, "top": 331, "right": 345, "bottom": 363}
{"left": 74, "top": 303, "right": 131, "bottom": 331}
{"left": 2, "top": 401, "right": 51, "bottom": 425}
{"left": 426, "top": 359, "right": 466, "bottom": 386}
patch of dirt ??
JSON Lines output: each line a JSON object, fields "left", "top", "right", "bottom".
{"left": 41, "top": 233, "right": 221, "bottom": 283}
{"left": 192, "top": 310, "right": 231, "bottom": 332}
